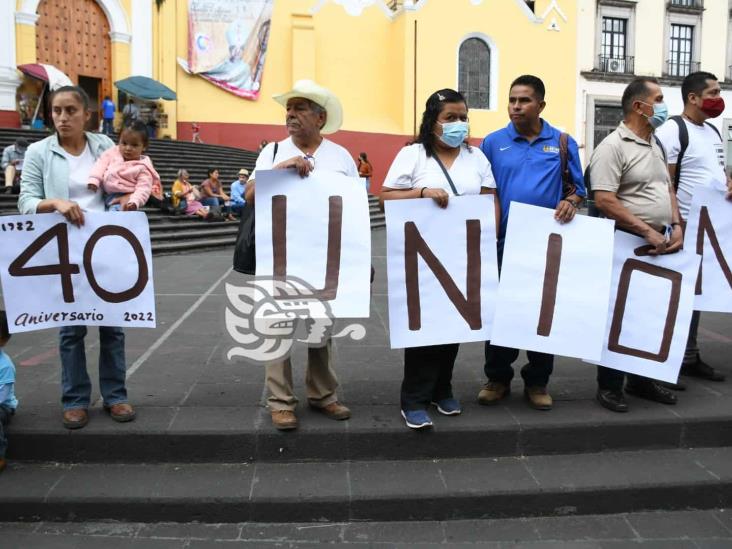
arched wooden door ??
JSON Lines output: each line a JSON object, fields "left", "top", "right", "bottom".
{"left": 35, "top": 0, "right": 113, "bottom": 129}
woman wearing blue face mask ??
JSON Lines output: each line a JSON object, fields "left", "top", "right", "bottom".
{"left": 380, "top": 88, "right": 500, "bottom": 430}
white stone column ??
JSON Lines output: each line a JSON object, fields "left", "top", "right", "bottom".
{"left": 131, "top": 0, "right": 153, "bottom": 77}
{"left": 0, "top": 1, "right": 22, "bottom": 113}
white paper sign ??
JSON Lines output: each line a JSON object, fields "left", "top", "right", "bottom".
{"left": 490, "top": 202, "right": 616, "bottom": 361}
{"left": 0, "top": 212, "right": 156, "bottom": 333}
{"left": 385, "top": 195, "right": 498, "bottom": 348}
{"left": 254, "top": 169, "right": 371, "bottom": 318}
{"left": 590, "top": 231, "right": 700, "bottom": 383}
{"left": 684, "top": 186, "right": 732, "bottom": 312}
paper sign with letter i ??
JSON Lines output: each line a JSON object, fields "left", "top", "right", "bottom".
{"left": 490, "top": 202, "right": 615, "bottom": 361}
{"left": 684, "top": 186, "right": 732, "bottom": 312}
{"left": 590, "top": 231, "right": 700, "bottom": 383}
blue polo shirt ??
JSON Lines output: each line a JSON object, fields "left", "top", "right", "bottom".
{"left": 480, "top": 119, "right": 586, "bottom": 245}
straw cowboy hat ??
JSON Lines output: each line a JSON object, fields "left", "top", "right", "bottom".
{"left": 273, "top": 79, "right": 343, "bottom": 135}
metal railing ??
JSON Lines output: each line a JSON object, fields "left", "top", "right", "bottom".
{"left": 665, "top": 59, "right": 700, "bottom": 78}
{"left": 668, "top": 0, "right": 703, "bottom": 8}
{"left": 597, "top": 55, "right": 635, "bottom": 75}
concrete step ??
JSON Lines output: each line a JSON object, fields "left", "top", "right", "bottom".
{"left": 1, "top": 447, "right": 730, "bottom": 523}
{"left": 150, "top": 226, "right": 239, "bottom": 242}
{"left": 151, "top": 236, "right": 236, "bottom": 255}
{"left": 7, "top": 398, "right": 732, "bottom": 463}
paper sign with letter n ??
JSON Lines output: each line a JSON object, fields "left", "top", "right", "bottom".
{"left": 684, "top": 186, "right": 732, "bottom": 312}
{"left": 254, "top": 169, "right": 371, "bottom": 318}
{"left": 490, "top": 202, "right": 615, "bottom": 361}
{"left": 589, "top": 231, "right": 700, "bottom": 383}
{"left": 385, "top": 195, "right": 498, "bottom": 348}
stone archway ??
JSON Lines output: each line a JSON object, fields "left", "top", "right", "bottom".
{"left": 19, "top": 0, "right": 130, "bottom": 36}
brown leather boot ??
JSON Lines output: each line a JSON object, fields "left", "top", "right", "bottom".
{"left": 62, "top": 408, "right": 89, "bottom": 429}
{"left": 271, "top": 409, "right": 298, "bottom": 431}
{"left": 311, "top": 401, "right": 351, "bottom": 420}
{"left": 104, "top": 403, "right": 136, "bottom": 422}
{"left": 524, "top": 386, "right": 553, "bottom": 410}
{"left": 477, "top": 382, "right": 510, "bottom": 405}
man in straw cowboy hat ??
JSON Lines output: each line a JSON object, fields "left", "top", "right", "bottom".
{"left": 245, "top": 79, "right": 358, "bottom": 431}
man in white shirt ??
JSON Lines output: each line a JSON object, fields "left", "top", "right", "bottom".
{"left": 656, "top": 71, "right": 731, "bottom": 383}
{"left": 245, "top": 80, "right": 357, "bottom": 430}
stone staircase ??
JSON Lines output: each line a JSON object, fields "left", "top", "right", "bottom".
{"left": 0, "top": 128, "right": 385, "bottom": 255}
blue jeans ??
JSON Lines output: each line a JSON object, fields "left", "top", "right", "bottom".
{"left": 59, "top": 326, "right": 128, "bottom": 410}
{"left": 102, "top": 118, "right": 114, "bottom": 135}
{"left": 202, "top": 196, "right": 232, "bottom": 215}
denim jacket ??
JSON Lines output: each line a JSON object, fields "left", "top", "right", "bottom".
{"left": 17, "top": 132, "right": 114, "bottom": 214}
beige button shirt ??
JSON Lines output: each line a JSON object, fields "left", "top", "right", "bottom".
{"left": 589, "top": 122, "right": 673, "bottom": 231}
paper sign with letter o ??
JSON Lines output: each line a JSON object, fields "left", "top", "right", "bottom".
{"left": 589, "top": 231, "right": 700, "bottom": 383}
{"left": 684, "top": 186, "right": 732, "bottom": 312}
{"left": 490, "top": 202, "right": 616, "bottom": 361}
{"left": 0, "top": 212, "right": 156, "bottom": 333}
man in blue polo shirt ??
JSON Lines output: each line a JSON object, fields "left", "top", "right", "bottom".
{"left": 478, "top": 74, "right": 586, "bottom": 411}
{"left": 101, "top": 95, "right": 115, "bottom": 135}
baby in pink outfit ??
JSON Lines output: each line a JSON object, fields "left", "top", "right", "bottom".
{"left": 87, "top": 121, "right": 160, "bottom": 211}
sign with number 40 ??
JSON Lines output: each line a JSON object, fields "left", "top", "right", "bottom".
{"left": 0, "top": 212, "right": 156, "bottom": 333}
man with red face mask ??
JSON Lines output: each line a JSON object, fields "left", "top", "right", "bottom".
{"left": 656, "top": 71, "right": 730, "bottom": 383}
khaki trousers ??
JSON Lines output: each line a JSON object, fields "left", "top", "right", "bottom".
{"left": 265, "top": 340, "right": 339, "bottom": 411}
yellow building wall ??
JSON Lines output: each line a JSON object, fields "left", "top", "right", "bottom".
{"left": 166, "top": 0, "right": 579, "bottom": 139}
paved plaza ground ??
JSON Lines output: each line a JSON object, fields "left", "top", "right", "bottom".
{"left": 1, "top": 228, "right": 732, "bottom": 547}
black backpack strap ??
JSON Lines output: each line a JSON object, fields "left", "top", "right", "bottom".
{"left": 432, "top": 154, "right": 460, "bottom": 196}
{"left": 704, "top": 121, "right": 723, "bottom": 142}
{"left": 273, "top": 142, "right": 278, "bottom": 162}
{"left": 669, "top": 115, "right": 688, "bottom": 191}
{"left": 559, "top": 132, "right": 576, "bottom": 198}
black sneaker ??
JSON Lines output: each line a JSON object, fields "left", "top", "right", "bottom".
{"left": 680, "top": 359, "right": 726, "bottom": 382}
{"left": 625, "top": 379, "right": 677, "bottom": 405}
{"left": 596, "top": 389, "right": 628, "bottom": 413}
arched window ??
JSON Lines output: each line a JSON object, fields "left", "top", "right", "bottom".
{"left": 458, "top": 38, "right": 491, "bottom": 110}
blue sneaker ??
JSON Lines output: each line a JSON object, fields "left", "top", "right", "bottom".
{"left": 401, "top": 409, "right": 433, "bottom": 429}
{"left": 431, "top": 398, "right": 462, "bottom": 416}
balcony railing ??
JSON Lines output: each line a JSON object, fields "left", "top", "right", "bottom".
{"left": 668, "top": 0, "right": 703, "bottom": 8}
{"left": 597, "top": 55, "right": 635, "bottom": 75}
{"left": 665, "top": 60, "right": 700, "bottom": 78}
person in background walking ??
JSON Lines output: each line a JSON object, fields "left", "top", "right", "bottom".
{"left": 357, "top": 152, "right": 373, "bottom": 194}
{"left": 101, "top": 95, "right": 115, "bottom": 135}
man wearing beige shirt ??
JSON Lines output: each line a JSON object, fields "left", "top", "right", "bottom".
{"left": 589, "top": 77, "right": 683, "bottom": 413}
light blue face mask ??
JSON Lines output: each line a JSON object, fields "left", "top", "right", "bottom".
{"left": 438, "top": 121, "right": 469, "bottom": 148}
{"left": 641, "top": 101, "right": 669, "bottom": 129}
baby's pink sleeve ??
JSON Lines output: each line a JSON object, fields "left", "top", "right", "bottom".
{"left": 87, "top": 147, "right": 116, "bottom": 189}
{"left": 128, "top": 168, "right": 153, "bottom": 208}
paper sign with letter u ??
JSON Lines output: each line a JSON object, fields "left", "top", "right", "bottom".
{"left": 254, "top": 169, "right": 371, "bottom": 319}
{"left": 589, "top": 231, "right": 700, "bottom": 383}
{"left": 684, "top": 186, "right": 732, "bottom": 312}
{"left": 490, "top": 202, "right": 615, "bottom": 361}
{"left": 385, "top": 195, "right": 498, "bottom": 348}
{"left": 0, "top": 212, "right": 156, "bottom": 333}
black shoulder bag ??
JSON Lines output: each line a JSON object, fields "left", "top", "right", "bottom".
{"left": 233, "top": 143, "right": 278, "bottom": 275}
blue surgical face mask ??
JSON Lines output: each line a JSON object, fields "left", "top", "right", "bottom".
{"left": 641, "top": 101, "right": 668, "bottom": 129}
{"left": 438, "top": 121, "right": 469, "bottom": 148}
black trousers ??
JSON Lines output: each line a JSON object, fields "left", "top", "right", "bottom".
{"left": 483, "top": 342, "right": 554, "bottom": 387}
{"left": 0, "top": 404, "right": 13, "bottom": 459}
{"left": 596, "top": 367, "right": 656, "bottom": 392}
{"left": 401, "top": 344, "right": 460, "bottom": 411}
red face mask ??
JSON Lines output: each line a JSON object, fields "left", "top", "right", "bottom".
{"left": 700, "top": 97, "right": 725, "bottom": 118}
